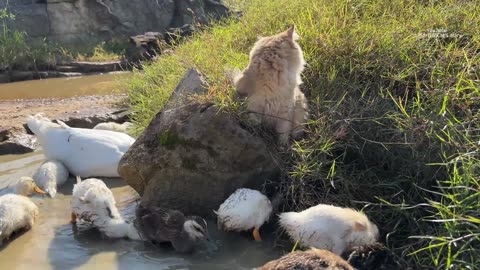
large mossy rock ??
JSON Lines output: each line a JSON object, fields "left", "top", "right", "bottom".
{"left": 118, "top": 101, "right": 280, "bottom": 217}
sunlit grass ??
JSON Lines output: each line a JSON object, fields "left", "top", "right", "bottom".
{"left": 126, "top": 0, "right": 480, "bottom": 268}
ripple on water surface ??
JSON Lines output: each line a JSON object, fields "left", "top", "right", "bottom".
{"left": 0, "top": 152, "right": 281, "bottom": 270}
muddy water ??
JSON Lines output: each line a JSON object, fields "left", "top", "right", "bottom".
{"left": 0, "top": 73, "right": 130, "bottom": 100}
{"left": 0, "top": 152, "right": 281, "bottom": 270}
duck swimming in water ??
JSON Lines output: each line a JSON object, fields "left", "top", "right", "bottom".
{"left": 0, "top": 177, "right": 45, "bottom": 245}
{"left": 11, "top": 176, "right": 47, "bottom": 196}
{"left": 71, "top": 176, "right": 140, "bottom": 240}
{"left": 135, "top": 204, "right": 210, "bottom": 253}
{"left": 33, "top": 160, "right": 69, "bottom": 198}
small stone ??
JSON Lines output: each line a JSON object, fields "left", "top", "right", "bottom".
{"left": 0, "top": 127, "right": 38, "bottom": 155}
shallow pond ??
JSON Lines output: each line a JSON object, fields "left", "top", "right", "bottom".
{"left": 0, "top": 73, "right": 129, "bottom": 100}
{"left": 0, "top": 152, "right": 282, "bottom": 270}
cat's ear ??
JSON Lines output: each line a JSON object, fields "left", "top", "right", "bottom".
{"left": 286, "top": 25, "right": 299, "bottom": 41}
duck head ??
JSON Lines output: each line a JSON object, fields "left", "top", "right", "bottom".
{"left": 350, "top": 219, "right": 380, "bottom": 246}
{"left": 183, "top": 216, "right": 210, "bottom": 242}
{"left": 14, "top": 177, "right": 47, "bottom": 196}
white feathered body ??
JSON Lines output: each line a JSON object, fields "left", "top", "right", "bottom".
{"left": 278, "top": 204, "right": 379, "bottom": 255}
{"left": 216, "top": 188, "right": 272, "bottom": 231}
{"left": 71, "top": 177, "right": 140, "bottom": 240}
{"left": 72, "top": 177, "right": 120, "bottom": 221}
{"left": 0, "top": 194, "right": 38, "bottom": 244}
{"left": 26, "top": 114, "right": 135, "bottom": 177}
{"left": 33, "top": 160, "right": 69, "bottom": 198}
{"left": 93, "top": 122, "right": 133, "bottom": 134}
{"left": 102, "top": 218, "right": 141, "bottom": 240}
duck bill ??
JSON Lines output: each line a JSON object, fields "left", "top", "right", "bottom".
{"left": 34, "top": 186, "right": 47, "bottom": 195}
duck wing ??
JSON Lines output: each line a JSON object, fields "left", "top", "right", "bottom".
{"left": 136, "top": 205, "right": 186, "bottom": 242}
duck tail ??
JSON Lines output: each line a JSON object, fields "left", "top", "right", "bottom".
{"left": 76, "top": 176, "right": 82, "bottom": 184}
{"left": 56, "top": 120, "right": 70, "bottom": 129}
{"left": 278, "top": 211, "right": 297, "bottom": 229}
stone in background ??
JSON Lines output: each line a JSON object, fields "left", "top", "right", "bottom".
{"left": 3, "top": 0, "right": 228, "bottom": 45}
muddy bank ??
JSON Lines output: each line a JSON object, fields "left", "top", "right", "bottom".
{"left": 0, "top": 72, "right": 133, "bottom": 156}
{"left": 0, "top": 94, "right": 128, "bottom": 130}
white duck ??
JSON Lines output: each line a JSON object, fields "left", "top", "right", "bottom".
{"left": 26, "top": 114, "right": 135, "bottom": 177}
{"left": 0, "top": 194, "right": 39, "bottom": 245}
{"left": 93, "top": 122, "right": 133, "bottom": 134}
{"left": 33, "top": 160, "right": 69, "bottom": 198}
{"left": 215, "top": 188, "right": 272, "bottom": 241}
{"left": 7, "top": 176, "right": 47, "bottom": 196}
{"left": 278, "top": 204, "right": 379, "bottom": 255}
{"left": 0, "top": 177, "right": 44, "bottom": 245}
{"left": 71, "top": 176, "right": 140, "bottom": 240}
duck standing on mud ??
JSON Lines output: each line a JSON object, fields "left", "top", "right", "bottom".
{"left": 33, "top": 160, "right": 69, "bottom": 198}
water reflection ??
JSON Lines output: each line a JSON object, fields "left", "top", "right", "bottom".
{"left": 0, "top": 73, "right": 129, "bottom": 100}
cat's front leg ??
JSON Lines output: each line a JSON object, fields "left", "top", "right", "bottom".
{"left": 276, "top": 117, "right": 292, "bottom": 146}
{"left": 291, "top": 89, "right": 308, "bottom": 139}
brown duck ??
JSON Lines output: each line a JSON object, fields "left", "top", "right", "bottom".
{"left": 134, "top": 204, "right": 210, "bottom": 253}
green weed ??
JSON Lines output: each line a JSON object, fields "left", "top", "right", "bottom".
{"left": 126, "top": 0, "right": 480, "bottom": 268}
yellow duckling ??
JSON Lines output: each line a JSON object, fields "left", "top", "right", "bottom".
{"left": 257, "top": 248, "right": 354, "bottom": 270}
{"left": 0, "top": 177, "right": 45, "bottom": 245}
{"left": 12, "top": 176, "right": 48, "bottom": 196}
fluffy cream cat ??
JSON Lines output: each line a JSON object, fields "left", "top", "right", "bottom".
{"left": 234, "top": 25, "right": 308, "bottom": 145}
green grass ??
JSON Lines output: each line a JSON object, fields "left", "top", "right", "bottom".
{"left": 0, "top": 30, "right": 127, "bottom": 69}
{"left": 125, "top": 0, "right": 480, "bottom": 268}
{"left": 0, "top": 6, "right": 57, "bottom": 70}
{"left": 62, "top": 39, "right": 129, "bottom": 62}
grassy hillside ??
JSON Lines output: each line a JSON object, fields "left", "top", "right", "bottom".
{"left": 126, "top": 0, "right": 480, "bottom": 268}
